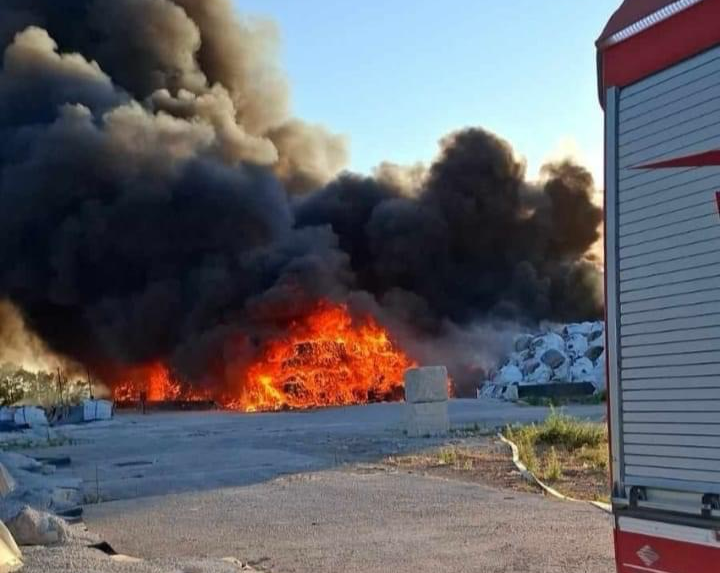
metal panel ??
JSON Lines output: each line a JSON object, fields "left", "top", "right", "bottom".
{"left": 621, "top": 287, "right": 720, "bottom": 314}
{"left": 624, "top": 434, "right": 720, "bottom": 447}
{"left": 624, "top": 445, "right": 720, "bottom": 458}
{"left": 606, "top": 86, "right": 625, "bottom": 495}
{"left": 614, "top": 48, "right": 720, "bottom": 503}
{"left": 625, "top": 422, "right": 720, "bottom": 436}
{"left": 623, "top": 376, "right": 720, "bottom": 390}
{"left": 623, "top": 388, "right": 720, "bottom": 400}
{"left": 621, "top": 273, "right": 720, "bottom": 300}
{"left": 619, "top": 250, "right": 720, "bottom": 283}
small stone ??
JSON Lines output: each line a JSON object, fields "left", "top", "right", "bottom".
{"left": 5, "top": 507, "right": 71, "bottom": 546}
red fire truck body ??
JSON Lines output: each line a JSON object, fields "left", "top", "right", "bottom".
{"left": 599, "top": 2, "right": 720, "bottom": 572}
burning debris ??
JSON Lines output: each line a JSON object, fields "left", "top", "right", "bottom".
{"left": 0, "top": 0, "right": 603, "bottom": 408}
{"left": 226, "top": 302, "right": 413, "bottom": 412}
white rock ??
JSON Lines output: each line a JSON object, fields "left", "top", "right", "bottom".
{"left": 5, "top": 507, "right": 70, "bottom": 546}
{"left": 496, "top": 364, "right": 523, "bottom": 386}
{"left": 13, "top": 407, "right": 47, "bottom": 428}
{"left": 565, "top": 333, "right": 589, "bottom": 358}
{"left": 527, "top": 363, "right": 552, "bottom": 385}
{"left": 570, "top": 357, "right": 595, "bottom": 383}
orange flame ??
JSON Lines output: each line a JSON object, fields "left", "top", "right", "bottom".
{"left": 112, "top": 362, "right": 205, "bottom": 402}
{"left": 111, "top": 303, "right": 415, "bottom": 412}
{"left": 225, "top": 302, "right": 415, "bottom": 412}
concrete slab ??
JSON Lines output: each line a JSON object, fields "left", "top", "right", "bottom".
{"left": 404, "top": 367, "right": 448, "bottom": 403}
{"left": 404, "top": 401, "right": 449, "bottom": 437}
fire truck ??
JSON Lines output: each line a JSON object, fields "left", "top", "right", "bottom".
{"left": 599, "top": 1, "right": 720, "bottom": 571}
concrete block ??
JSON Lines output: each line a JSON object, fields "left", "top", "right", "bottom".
{"left": 83, "top": 400, "right": 113, "bottom": 422}
{"left": 404, "top": 401, "right": 449, "bottom": 438}
{"left": 404, "top": 367, "right": 448, "bottom": 404}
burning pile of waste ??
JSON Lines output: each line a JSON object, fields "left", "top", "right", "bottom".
{"left": 0, "top": 0, "right": 603, "bottom": 407}
{"left": 480, "top": 322, "right": 605, "bottom": 401}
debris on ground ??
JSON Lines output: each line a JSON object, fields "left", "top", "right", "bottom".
{"left": 480, "top": 322, "right": 605, "bottom": 401}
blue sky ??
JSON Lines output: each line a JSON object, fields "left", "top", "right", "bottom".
{"left": 235, "top": 1, "right": 620, "bottom": 186}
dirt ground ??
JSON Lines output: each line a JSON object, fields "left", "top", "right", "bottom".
{"left": 383, "top": 434, "right": 609, "bottom": 501}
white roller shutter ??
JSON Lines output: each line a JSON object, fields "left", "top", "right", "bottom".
{"left": 612, "top": 44, "right": 720, "bottom": 500}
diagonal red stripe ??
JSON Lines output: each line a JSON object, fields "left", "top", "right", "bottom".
{"left": 635, "top": 150, "right": 720, "bottom": 168}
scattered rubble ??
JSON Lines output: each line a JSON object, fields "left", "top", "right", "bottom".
{"left": 480, "top": 322, "right": 606, "bottom": 401}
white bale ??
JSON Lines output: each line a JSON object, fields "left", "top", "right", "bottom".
{"left": 404, "top": 401, "right": 449, "bottom": 437}
{"left": 564, "top": 322, "right": 594, "bottom": 337}
{"left": 570, "top": 357, "right": 595, "bottom": 383}
{"left": 82, "top": 400, "right": 113, "bottom": 422}
{"left": 0, "top": 464, "right": 15, "bottom": 498}
{"left": 404, "top": 367, "right": 448, "bottom": 404}
{"left": 531, "top": 332, "right": 565, "bottom": 355}
{"left": 565, "top": 333, "right": 589, "bottom": 358}
{"left": 13, "top": 407, "right": 48, "bottom": 428}
{"left": 495, "top": 364, "right": 523, "bottom": 386}
{"left": 526, "top": 363, "right": 552, "bottom": 385}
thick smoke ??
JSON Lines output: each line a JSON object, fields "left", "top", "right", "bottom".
{"left": 0, "top": 0, "right": 602, "bottom": 396}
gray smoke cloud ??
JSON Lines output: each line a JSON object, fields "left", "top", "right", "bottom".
{"left": 0, "top": 1, "right": 602, "bottom": 396}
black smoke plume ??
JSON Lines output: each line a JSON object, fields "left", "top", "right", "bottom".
{"left": 0, "top": 0, "right": 602, "bottom": 396}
